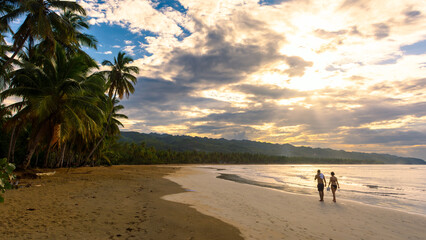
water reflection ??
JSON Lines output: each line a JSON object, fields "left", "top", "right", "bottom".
{"left": 206, "top": 164, "right": 426, "bottom": 216}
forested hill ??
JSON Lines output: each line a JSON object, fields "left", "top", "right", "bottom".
{"left": 119, "top": 132, "right": 425, "bottom": 164}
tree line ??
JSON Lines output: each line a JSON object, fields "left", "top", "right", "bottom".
{"left": 108, "top": 142, "right": 384, "bottom": 165}
{"left": 0, "top": 0, "right": 139, "bottom": 169}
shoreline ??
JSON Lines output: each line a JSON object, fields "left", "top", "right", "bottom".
{"left": 164, "top": 166, "right": 426, "bottom": 240}
{"left": 217, "top": 172, "right": 426, "bottom": 218}
{"left": 0, "top": 165, "right": 243, "bottom": 240}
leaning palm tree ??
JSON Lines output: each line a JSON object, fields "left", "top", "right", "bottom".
{"left": 1, "top": 45, "right": 104, "bottom": 169}
{"left": 0, "top": 0, "right": 86, "bottom": 71}
{"left": 86, "top": 52, "right": 139, "bottom": 161}
{"left": 86, "top": 98, "right": 127, "bottom": 166}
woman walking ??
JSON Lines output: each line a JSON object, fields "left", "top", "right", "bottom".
{"left": 328, "top": 172, "right": 340, "bottom": 202}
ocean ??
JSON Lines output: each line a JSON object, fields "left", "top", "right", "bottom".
{"left": 207, "top": 164, "right": 426, "bottom": 216}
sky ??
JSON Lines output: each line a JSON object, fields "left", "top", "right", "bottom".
{"left": 74, "top": 0, "right": 426, "bottom": 159}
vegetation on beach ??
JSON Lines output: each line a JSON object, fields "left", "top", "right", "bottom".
{"left": 0, "top": 0, "right": 138, "bottom": 169}
{"left": 120, "top": 132, "right": 426, "bottom": 164}
{"left": 0, "top": 158, "right": 15, "bottom": 202}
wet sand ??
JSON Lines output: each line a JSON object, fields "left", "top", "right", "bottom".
{"left": 0, "top": 165, "right": 243, "bottom": 240}
{"left": 164, "top": 166, "right": 426, "bottom": 240}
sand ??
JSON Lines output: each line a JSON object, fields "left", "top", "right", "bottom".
{"left": 164, "top": 166, "right": 426, "bottom": 240}
{"left": 0, "top": 165, "right": 243, "bottom": 240}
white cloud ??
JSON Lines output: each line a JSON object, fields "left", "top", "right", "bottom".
{"left": 96, "top": 51, "right": 112, "bottom": 54}
{"left": 81, "top": 0, "right": 426, "bottom": 158}
{"left": 123, "top": 45, "right": 136, "bottom": 56}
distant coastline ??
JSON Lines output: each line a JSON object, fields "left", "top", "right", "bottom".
{"left": 118, "top": 131, "right": 425, "bottom": 164}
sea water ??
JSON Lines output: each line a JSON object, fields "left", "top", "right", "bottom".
{"left": 206, "top": 164, "right": 426, "bottom": 216}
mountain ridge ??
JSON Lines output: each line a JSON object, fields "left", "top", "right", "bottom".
{"left": 119, "top": 131, "right": 425, "bottom": 164}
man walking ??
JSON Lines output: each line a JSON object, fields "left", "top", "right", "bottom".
{"left": 315, "top": 170, "right": 326, "bottom": 201}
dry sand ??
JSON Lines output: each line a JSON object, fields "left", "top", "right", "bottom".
{"left": 164, "top": 166, "right": 426, "bottom": 240}
{"left": 0, "top": 165, "right": 243, "bottom": 240}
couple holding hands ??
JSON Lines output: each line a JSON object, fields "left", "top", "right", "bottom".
{"left": 315, "top": 170, "right": 340, "bottom": 202}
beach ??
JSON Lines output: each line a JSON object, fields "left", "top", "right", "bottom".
{"left": 164, "top": 166, "right": 426, "bottom": 240}
{"left": 0, "top": 166, "right": 242, "bottom": 240}
{"left": 1, "top": 165, "right": 425, "bottom": 240}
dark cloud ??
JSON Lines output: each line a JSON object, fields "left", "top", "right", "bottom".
{"left": 314, "top": 29, "right": 347, "bottom": 39}
{"left": 121, "top": 77, "right": 230, "bottom": 125}
{"left": 339, "top": 0, "right": 369, "bottom": 10}
{"left": 343, "top": 128, "right": 426, "bottom": 145}
{"left": 192, "top": 86, "right": 426, "bottom": 135}
{"left": 404, "top": 10, "right": 421, "bottom": 23}
{"left": 189, "top": 123, "right": 256, "bottom": 140}
{"left": 168, "top": 29, "right": 286, "bottom": 86}
{"left": 162, "top": 14, "right": 310, "bottom": 86}
{"left": 405, "top": 10, "right": 421, "bottom": 18}
{"left": 283, "top": 56, "right": 313, "bottom": 77}
{"left": 349, "top": 26, "right": 362, "bottom": 35}
{"left": 197, "top": 108, "right": 280, "bottom": 125}
{"left": 170, "top": 43, "right": 280, "bottom": 85}
{"left": 397, "top": 78, "right": 426, "bottom": 92}
{"left": 232, "top": 84, "right": 304, "bottom": 99}
{"left": 130, "top": 77, "right": 193, "bottom": 106}
{"left": 367, "top": 78, "right": 426, "bottom": 96}
{"left": 373, "top": 23, "right": 390, "bottom": 40}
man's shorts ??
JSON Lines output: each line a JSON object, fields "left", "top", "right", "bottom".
{"left": 317, "top": 183, "right": 324, "bottom": 191}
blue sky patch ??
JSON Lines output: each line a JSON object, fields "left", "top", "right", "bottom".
{"left": 258, "top": 0, "right": 290, "bottom": 6}
{"left": 400, "top": 39, "right": 426, "bottom": 55}
{"left": 84, "top": 23, "right": 157, "bottom": 62}
{"left": 152, "top": 0, "right": 187, "bottom": 13}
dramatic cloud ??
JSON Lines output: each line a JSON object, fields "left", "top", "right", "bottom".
{"left": 80, "top": 0, "right": 426, "bottom": 158}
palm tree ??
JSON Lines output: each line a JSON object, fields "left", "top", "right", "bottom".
{"left": 0, "top": 1, "right": 14, "bottom": 90}
{"left": 1, "top": 45, "right": 105, "bottom": 169}
{"left": 101, "top": 51, "right": 140, "bottom": 100}
{"left": 0, "top": 102, "right": 11, "bottom": 124}
{"left": 86, "top": 52, "right": 139, "bottom": 161}
{"left": 86, "top": 98, "right": 127, "bottom": 166}
{"left": 0, "top": 0, "right": 86, "bottom": 70}
{"left": 61, "top": 10, "right": 98, "bottom": 52}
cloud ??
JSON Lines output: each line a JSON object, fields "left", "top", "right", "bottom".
{"left": 343, "top": 128, "right": 426, "bottom": 145}
{"left": 82, "top": 0, "right": 426, "bottom": 158}
{"left": 123, "top": 45, "right": 136, "bottom": 55}
{"left": 373, "top": 23, "right": 390, "bottom": 40}
{"left": 282, "top": 56, "right": 313, "bottom": 77}
{"left": 314, "top": 29, "right": 347, "bottom": 39}
{"left": 232, "top": 84, "right": 304, "bottom": 99}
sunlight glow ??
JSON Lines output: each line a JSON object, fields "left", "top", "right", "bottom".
{"left": 198, "top": 89, "right": 250, "bottom": 103}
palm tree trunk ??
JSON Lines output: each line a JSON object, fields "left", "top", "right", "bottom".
{"left": 23, "top": 129, "right": 43, "bottom": 169}
{"left": 24, "top": 144, "right": 37, "bottom": 169}
{"left": 85, "top": 95, "right": 116, "bottom": 162}
{"left": 7, "top": 125, "right": 16, "bottom": 162}
{"left": 34, "top": 151, "right": 39, "bottom": 168}
{"left": 58, "top": 144, "right": 67, "bottom": 168}
{"left": 85, "top": 127, "right": 107, "bottom": 164}
{"left": 44, "top": 145, "right": 52, "bottom": 168}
